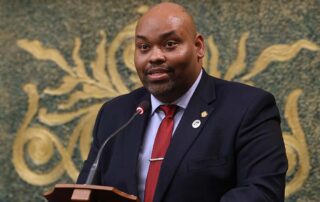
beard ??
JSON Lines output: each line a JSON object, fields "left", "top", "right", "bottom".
{"left": 143, "top": 79, "right": 176, "bottom": 101}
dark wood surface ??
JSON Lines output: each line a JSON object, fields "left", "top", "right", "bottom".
{"left": 44, "top": 184, "right": 139, "bottom": 202}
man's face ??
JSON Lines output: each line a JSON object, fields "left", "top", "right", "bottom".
{"left": 134, "top": 12, "right": 204, "bottom": 103}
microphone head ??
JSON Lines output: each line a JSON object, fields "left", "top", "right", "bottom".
{"left": 136, "top": 100, "right": 150, "bottom": 115}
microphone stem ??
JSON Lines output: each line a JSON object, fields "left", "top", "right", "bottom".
{"left": 85, "top": 111, "right": 140, "bottom": 185}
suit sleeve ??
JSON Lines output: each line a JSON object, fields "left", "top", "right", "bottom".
{"left": 220, "top": 92, "right": 288, "bottom": 202}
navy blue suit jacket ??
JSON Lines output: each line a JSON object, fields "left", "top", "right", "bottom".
{"left": 77, "top": 71, "right": 288, "bottom": 202}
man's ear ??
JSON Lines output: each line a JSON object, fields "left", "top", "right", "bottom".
{"left": 195, "top": 33, "right": 205, "bottom": 59}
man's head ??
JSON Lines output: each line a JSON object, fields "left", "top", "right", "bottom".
{"left": 134, "top": 2, "right": 205, "bottom": 103}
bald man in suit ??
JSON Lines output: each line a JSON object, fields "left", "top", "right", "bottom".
{"left": 77, "top": 3, "right": 288, "bottom": 202}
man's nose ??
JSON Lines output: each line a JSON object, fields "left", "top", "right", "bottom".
{"left": 149, "top": 47, "right": 165, "bottom": 65}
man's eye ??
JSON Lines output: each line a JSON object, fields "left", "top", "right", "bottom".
{"left": 165, "top": 40, "right": 178, "bottom": 48}
{"left": 138, "top": 44, "right": 150, "bottom": 51}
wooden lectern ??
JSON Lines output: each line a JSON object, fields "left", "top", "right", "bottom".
{"left": 44, "top": 184, "right": 139, "bottom": 202}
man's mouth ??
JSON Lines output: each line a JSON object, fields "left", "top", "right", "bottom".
{"left": 146, "top": 68, "right": 170, "bottom": 82}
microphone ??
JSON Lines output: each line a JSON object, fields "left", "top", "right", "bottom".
{"left": 85, "top": 100, "right": 150, "bottom": 185}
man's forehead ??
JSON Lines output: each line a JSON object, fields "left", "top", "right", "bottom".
{"left": 136, "top": 14, "right": 184, "bottom": 31}
{"left": 136, "top": 16, "right": 193, "bottom": 40}
{"left": 135, "top": 3, "right": 196, "bottom": 40}
{"left": 135, "top": 22, "right": 189, "bottom": 42}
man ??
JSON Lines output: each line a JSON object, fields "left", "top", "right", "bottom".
{"left": 77, "top": 2, "right": 288, "bottom": 202}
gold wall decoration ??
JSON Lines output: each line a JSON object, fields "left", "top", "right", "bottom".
{"left": 283, "top": 89, "right": 310, "bottom": 198}
{"left": 12, "top": 6, "right": 319, "bottom": 198}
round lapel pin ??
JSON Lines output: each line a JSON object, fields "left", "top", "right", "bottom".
{"left": 192, "top": 120, "right": 201, "bottom": 128}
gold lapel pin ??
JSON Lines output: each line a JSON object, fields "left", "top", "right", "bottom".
{"left": 201, "top": 111, "right": 208, "bottom": 118}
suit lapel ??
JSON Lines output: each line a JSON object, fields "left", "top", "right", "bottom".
{"left": 119, "top": 93, "right": 151, "bottom": 195}
{"left": 154, "top": 72, "right": 217, "bottom": 202}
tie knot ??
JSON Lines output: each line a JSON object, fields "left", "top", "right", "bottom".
{"left": 159, "top": 105, "right": 177, "bottom": 118}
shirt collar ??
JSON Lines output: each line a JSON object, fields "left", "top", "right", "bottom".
{"left": 150, "top": 69, "right": 203, "bottom": 115}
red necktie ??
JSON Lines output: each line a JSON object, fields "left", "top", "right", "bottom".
{"left": 144, "top": 105, "right": 177, "bottom": 202}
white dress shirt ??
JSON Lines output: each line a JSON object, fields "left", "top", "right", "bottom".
{"left": 137, "top": 70, "right": 203, "bottom": 201}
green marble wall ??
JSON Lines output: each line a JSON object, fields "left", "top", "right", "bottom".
{"left": 0, "top": 0, "right": 319, "bottom": 201}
